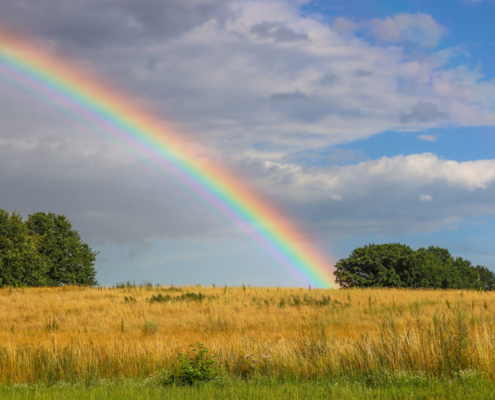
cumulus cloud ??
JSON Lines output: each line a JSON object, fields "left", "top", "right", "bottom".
{"left": 0, "top": 0, "right": 494, "bottom": 249}
{"left": 400, "top": 102, "right": 448, "bottom": 123}
{"left": 236, "top": 153, "right": 495, "bottom": 238}
{"left": 0, "top": 1, "right": 492, "bottom": 159}
{"left": 250, "top": 21, "right": 309, "bottom": 42}
{"left": 370, "top": 12, "right": 447, "bottom": 48}
{"left": 418, "top": 134, "right": 437, "bottom": 142}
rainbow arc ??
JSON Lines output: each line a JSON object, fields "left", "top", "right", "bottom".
{"left": 0, "top": 29, "right": 337, "bottom": 288}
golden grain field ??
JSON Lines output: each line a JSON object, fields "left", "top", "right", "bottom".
{"left": 1, "top": 284, "right": 495, "bottom": 383}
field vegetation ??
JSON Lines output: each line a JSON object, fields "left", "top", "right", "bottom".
{"left": 1, "top": 283, "right": 495, "bottom": 388}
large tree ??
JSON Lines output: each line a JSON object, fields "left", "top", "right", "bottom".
{"left": 334, "top": 243, "right": 494, "bottom": 290}
{"left": 0, "top": 210, "right": 48, "bottom": 287}
{"left": 333, "top": 243, "right": 415, "bottom": 288}
{"left": 25, "top": 212, "right": 98, "bottom": 286}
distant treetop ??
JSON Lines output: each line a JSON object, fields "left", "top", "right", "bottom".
{"left": 334, "top": 243, "right": 494, "bottom": 290}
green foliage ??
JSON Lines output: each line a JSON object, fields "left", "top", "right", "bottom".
{"left": 163, "top": 343, "right": 223, "bottom": 386}
{"left": 0, "top": 210, "right": 48, "bottom": 287}
{"left": 334, "top": 243, "right": 495, "bottom": 290}
{"left": 142, "top": 319, "right": 159, "bottom": 335}
{"left": 475, "top": 265, "right": 495, "bottom": 291}
{"left": 0, "top": 209, "right": 98, "bottom": 287}
{"left": 25, "top": 211, "right": 98, "bottom": 286}
{"left": 334, "top": 243, "right": 414, "bottom": 288}
{"left": 148, "top": 292, "right": 216, "bottom": 304}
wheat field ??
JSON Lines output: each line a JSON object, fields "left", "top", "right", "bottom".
{"left": 1, "top": 284, "right": 495, "bottom": 384}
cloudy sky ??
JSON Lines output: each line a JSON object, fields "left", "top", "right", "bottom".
{"left": 0, "top": 0, "right": 494, "bottom": 287}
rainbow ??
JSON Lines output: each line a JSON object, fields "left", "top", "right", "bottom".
{"left": 0, "top": 29, "right": 337, "bottom": 288}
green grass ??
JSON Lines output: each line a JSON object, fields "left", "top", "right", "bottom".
{"left": 1, "top": 373, "right": 495, "bottom": 400}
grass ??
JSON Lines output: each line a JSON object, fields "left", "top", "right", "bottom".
{"left": 1, "top": 374, "right": 495, "bottom": 399}
{"left": 1, "top": 285, "right": 495, "bottom": 386}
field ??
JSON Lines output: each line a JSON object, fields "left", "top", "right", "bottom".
{"left": 1, "top": 284, "right": 495, "bottom": 398}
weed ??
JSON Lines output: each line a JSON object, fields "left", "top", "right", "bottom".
{"left": 44, "top": 315, "right": 59, "bottom": 332}
{"left": 148, "top": 294, "right": 172, "bottom": 304}
{"left": 163, "top": 343, "right": 223, "bottom": 386}
{"left": 142, "top": 319, "right": 159, "bottom": 335}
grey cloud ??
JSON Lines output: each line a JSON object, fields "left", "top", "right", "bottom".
{"left": 0, "top": 0, "right": 230, "bottom": 49}
{"left": 270, "top": 91, "right": 308, "bottom": 101}
{"left": 400, "top": 102, "right": 448, "bottom": 123}
{"left": 0, "top": 124, "right": 225, "bottom": 247}
{"left": 355, "top": 69, "right": 373, "bottom": 77}
{"left": 0, "top": 0, "right": 489, "bottom": 157}
{"left": 319, "top": 74, "right": 341, "bottom": 85}
{"left": 250, "top": 21, "right": 309, "bottom": 42}
{"left": 0, "top": 0, "right": 494, "bottom": 254}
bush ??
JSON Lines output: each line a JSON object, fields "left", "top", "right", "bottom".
{"left": 163, "top": 343, "right": 223, "bottom": 386}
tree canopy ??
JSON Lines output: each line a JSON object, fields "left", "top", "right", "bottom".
{"left": 0, "top": 209, "right": 98, "bottom": 287}
{"left": 334, "top": 243, "right": 493, "bottom": 290}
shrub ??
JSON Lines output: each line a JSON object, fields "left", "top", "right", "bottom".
{"left": 142, "top": 319, "right": 159, "bottom": 335}
{"left": 163, "top": 343, "right": 223, "bottom": 386}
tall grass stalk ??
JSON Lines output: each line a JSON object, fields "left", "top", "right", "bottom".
{"left": 0, "top": 286, "right": 495, "bottom": 383}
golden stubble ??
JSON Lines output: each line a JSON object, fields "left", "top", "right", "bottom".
{"left": 1, "top": 285, "right": 495, "bottom": 382}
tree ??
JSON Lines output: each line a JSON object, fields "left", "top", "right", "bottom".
{"left": 334, "top": 243, "right": 415, "bottom": 288}
{"left": 25, "top": 212, "right": 98, "bottom": 286}
{"left": 405, "top": 247, "right": 450, "bottom": 289}
{"left": 334, "top": 243, "right": 494, "bottom": 290}
{"left": 0, "top": 209, "right": 48, "bottom": 287}
{"left": 475, "top": 265, "right": 495, "bottom": 291}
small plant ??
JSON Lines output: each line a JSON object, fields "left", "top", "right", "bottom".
{"left": 148, "top": 294, "right": 172, "bottom": 304}
{"left": 179, "top": 292, "right": 207, "bottom": 302}
{"left": 44, "top": 315, "right": 59, "bottom": 332}
{"left": 124, "top": 296, "right": 137, "bottom": 303}
{"left": 143, "top": 319, "right": 159, "bottom": 335}
{"left": 163, "top": 343, "right": 223, "bottom": 386}
{"left": 292, "top": 295, "right": 301, "bottom": 306}
{"left": 115, "top": 280, "right": 136, "bottom": 289}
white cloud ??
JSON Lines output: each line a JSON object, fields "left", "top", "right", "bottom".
{"left": 236, "top": 153, "right": 495, "bottom": 238}
{"left": 418, "top": 134, "right": 437, "bottom": 142}
{"left": 248, "top": 153, "right": 495, "bottom": 201}
{"left": 370, "top": 12, "right": 446, "bottom": 48}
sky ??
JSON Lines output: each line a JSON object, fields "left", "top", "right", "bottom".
{"left": 0, "top": 0, "right": 494, "bottom": 287}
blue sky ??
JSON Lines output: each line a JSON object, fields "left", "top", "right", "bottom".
{"left": 0, "top": 0, "right": 494, "bottom": 287}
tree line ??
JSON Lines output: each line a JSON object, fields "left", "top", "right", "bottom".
{"left": 0, "top": 209, "right": 98, "bottom": 287}
{"left": 334, "top": 243, "right": 495, "bottom": 290}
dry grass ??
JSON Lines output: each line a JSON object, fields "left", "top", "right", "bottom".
{"left": 1, "top": 284, "right": 495, "bottom": 383}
